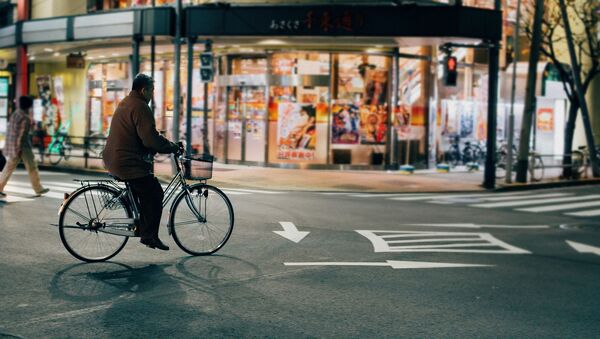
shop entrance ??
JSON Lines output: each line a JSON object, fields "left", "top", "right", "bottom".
{"left": 226, "top": 84, "right": 267, "bottom": 162}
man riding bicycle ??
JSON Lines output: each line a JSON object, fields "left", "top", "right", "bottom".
{"left": 103, "top": 73, "right": 179, "bottom": 251}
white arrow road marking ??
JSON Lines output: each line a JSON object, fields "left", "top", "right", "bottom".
{"left": 566, "top": 240, "right": 600, "bottom": 256}
{"left": 274, "top": 221, "right": 310, "bottom": 243}
{"left": 403, "top": 223, "right": 549, "bottom": 229}
{"left": 284, "top": 260, "right": 493, "bottom": 269}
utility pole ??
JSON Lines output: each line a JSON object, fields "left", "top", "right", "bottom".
{"left": 172, "top": 0, "right": 182, "bottom": 174}
{"left": 150, "top": 0, "right": 156, "bottom": 116}
{"left": 516, "top": 0, "right": 543, "bottom": 183}
{"left": 558, "top": 0, "right": 600, "bottom": 177}
{"left": 506, "top": 0, "right": 522, "bottom": 184}
{"left": 203, "top": 40, "right": 212, "bottom": 155}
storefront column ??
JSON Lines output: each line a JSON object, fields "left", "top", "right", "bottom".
{"left": 389, "top": 50, "right": 400, "bottom": 169}
{"left": 483, "top": 0, "right": 502, "bottom": 189}
{"left": 16, "top": 46, "right": 28, "bottom": 99}
{"left": 185, "top": 36, "right": 195, "bottom": 157}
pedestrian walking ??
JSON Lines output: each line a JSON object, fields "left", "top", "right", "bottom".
{"left": 0, "top": 96, "right": 49, "bottom": 198}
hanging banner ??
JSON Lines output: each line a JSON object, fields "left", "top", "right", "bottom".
{"left": 536, "top": 107, "right": 554, "bottom": 132}
{"left": 332, "top": 104, "right": 360, "bottom": 144}
{"left": 277, "top": 102, "right": 316, "bottom": 160}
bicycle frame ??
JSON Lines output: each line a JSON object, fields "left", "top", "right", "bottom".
{"left": 61, "top": 155, "right": 207, "bottom": 237}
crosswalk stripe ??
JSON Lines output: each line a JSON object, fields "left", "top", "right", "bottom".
{"left": 220, "top": 188, "right": 285, "bottom": 194}
{"left": 472, "top": 195, "right": 600, "bottom": 208}
{"left": 517, "top": 200, "right": 600, "bottom": 213}
{"left": 350, "top": 193, "right": 433, "bottom": 198}
{"left": 7, "top": 181, "right": 72, "bottom": 193}
{"left": 389, "top": 192, "right": 525, "bottom": 201}
{"left": 0, "top": 195, "right": 34, "bottom": 203}
{"left": 3, "top": 185, "right": 64, "bottom": 199}
{"left": 566, "top": 209, "right": 600, "bottom": 217}
{"left": 479, "top": 193, "right": 570, "bottom": 202}
{"left": 220, "top": 190, "right": 251, "bottom": 195}
{"left": 41, "top": 181, "right": 82, "bottom": 189}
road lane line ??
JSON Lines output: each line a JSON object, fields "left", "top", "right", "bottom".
{"left": 518, "top": 200, "right": 600, "bottom": 213}
{"left": 471, "top": 195, "right": 600, "bottom": 208}
{"left": 389, "top": 192, "right": 527, "bottom": 201}
{"left": 220, "top": 188, "right": 285, "bottom": 194}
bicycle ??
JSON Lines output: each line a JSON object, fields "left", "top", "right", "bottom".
{"left": 47, "top": 123, "right": 73, "bottom": 165}
{"left": 495, "top": 145, "right": 544, "bottom": 182}
{"left": 571, "top": 145, "right": 600, "bottom": 179}
{"left": 56, "top": 145, "right": 234, "bottom": 262}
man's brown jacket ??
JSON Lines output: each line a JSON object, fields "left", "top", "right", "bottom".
{"left": 103, "top": 91, "right": 176, "bottom": 180}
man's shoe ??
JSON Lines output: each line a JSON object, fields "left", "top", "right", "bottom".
{"left": 35, "top": 188, "right": 50, "bottom": 197}
{"left": 140, "top": 238, "right": 170, "bottom": 251}
{"left": 0, "top": 191, "right": 6, "bottom": 198}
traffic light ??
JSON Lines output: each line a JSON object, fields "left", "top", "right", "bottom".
{"left": 199, "top": 52, "right": 214, "bottom": 82}
{"left": 444, "top": 55, "right": 458, "bottom": 87}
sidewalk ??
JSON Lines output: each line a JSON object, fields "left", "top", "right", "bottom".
{"left": 35, "top": 153, "right": 600, "bottom": 193}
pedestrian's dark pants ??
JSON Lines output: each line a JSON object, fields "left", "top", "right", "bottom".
{"left": 128, "top": 175, "right": 164, "bottom": 241}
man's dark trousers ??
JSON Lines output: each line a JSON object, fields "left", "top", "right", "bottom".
{"left": 128, "top": 175, "right": 163, "bottom": 241}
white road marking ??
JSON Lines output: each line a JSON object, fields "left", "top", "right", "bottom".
{"left": 349, "top": 193, "right": 433, "bottom": 198}
{"left": 402, "top": 223, "right": 550, "bottom": 229}
{"left": 518, "top": 200, "right": 600, "bottom": 213}
{"left": 479, "top": 193, "right": 570, "bottom": 202}
{"left": 7, "top": 181, "right": 72, "bottom": 193}
{"left": 471, "top": 195, "right": 600, "bottom": 208}
{"left": 273, "top": 221, "right": 309, "bottom": 243}
{"left": 356, "top": 230, "right": 530, "bottom": 254}
{"left": 566, "top": 240, "right": 600, "bottom": 255}
{"left": 565, "top": 209, "right": 600, "bottom": 217}
{"left": 220, "top": 188, "right": 285, "bottom": 194}
{"left": 388, "top": 192, "right": 529, "bottom": 201}
{"left": 38, "top": 180, "right": 82, "bottom": 189}
{"left": 13, "top": 170, "right": 67, "bottom": 176}
{"left": 0, "top": 195, "right": 34, "bottom": 203}
{"left": 220, "top": 190, "right": 251, "bottom": 195}
{"left": 3, "top": 185, "right": 64, "bottom": 199}
{"left": 284, "top": 260, "right": 493, "bottom": 269}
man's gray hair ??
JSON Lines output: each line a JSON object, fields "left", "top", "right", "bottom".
{"left": 132, "top": 73, "right": 154, "bottom": 91}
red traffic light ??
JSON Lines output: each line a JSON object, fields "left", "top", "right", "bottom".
{"left": 446, "top": 56, "right": 457, "bottom": 71}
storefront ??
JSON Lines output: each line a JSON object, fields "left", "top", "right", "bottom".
{"left": 184, "top": 4, "right": 502, "bottom": 169}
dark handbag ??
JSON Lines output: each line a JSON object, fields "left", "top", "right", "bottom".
{"left": 0, "top": 150, "right": 5, "bottom": 172}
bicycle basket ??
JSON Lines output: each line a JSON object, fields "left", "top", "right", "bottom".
{"left": 183, "top": 154, "right": 214, "bottom": 180}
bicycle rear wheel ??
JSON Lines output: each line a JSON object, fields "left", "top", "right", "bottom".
{"left": 170, "top": 184, "right": 234, "bottom": 256}
{"left": 48, "top": 141, "right": 63, "bottom": 165}
{"left": 59, "top": 185, "right": 131, "bottom": 262}
{"left": 529, "top": 155, "right": 544, "bottom": 182}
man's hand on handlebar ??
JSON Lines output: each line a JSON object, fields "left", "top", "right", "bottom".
{"left": 176, "top": 142, "right": 184, "bottom": 156}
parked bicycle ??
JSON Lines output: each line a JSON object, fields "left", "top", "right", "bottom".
{"left": 444, "top": 135, "right": 485, "bottom": 167}
{"left": 495, "top": 144, "right": 544, "bottom": 182}
{"left": 571, "top": 145, "right": 600, "bottom": 179}
{"left": 47, "top": 123, "right": 73, "bottom": 165}
{"left": 56, "top": 144, "right": 234, "bottom": 262}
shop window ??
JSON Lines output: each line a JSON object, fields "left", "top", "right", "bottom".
{"left": 87, "top": 62, "right": 129, "bottom": 136}
{"left": 395, "top": 49, "right": 430, "bottom": 167}
{"left": 268, "top": 52, "right": 330, "bottom": 165}
{"left": 332, "top": 54, "right": 391, "bottom": 165}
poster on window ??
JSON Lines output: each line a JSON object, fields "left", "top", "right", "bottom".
{"left": 332, "top": 104, "right": 360, "bottom": 144}
{"left": 537, "top": 108, "right": 554, "bottom": 132}
{"left": 360, "top": 105, "right": 387, "bottom": 144}
{"left": 277, "top": 102, "right": 316, "bottom": 160}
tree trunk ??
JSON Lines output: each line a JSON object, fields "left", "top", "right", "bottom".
{"left": 562, "top": 97, "right": 579, "bottom": 178}
{"left": 515, "top": 0, "right": 544, "bottom": 183}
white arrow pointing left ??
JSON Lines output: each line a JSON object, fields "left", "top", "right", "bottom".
{"left": 566, "top": 240, "right": 600, "bottom": 256}
{"left": 274, "top": 221, "right": 309, "bottom": 243}
{"left": 284, "top": 260, "right": 493, "bottom": 270}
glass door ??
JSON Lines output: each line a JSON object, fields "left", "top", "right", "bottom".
{"left": 226, "top": 86, "right": 267, "bottom": 162}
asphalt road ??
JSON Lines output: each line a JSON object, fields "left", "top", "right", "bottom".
{"left": 1, "top": 170, "right": 600, "bottom": 338}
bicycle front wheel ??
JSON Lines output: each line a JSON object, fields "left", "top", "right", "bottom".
{"left": 170, "top": 184, "right": 234, "bottom": 256}
{"left": 59, "top": 185, "right": 131, "bottom": 262}
{"left": 48, "top": 141, "right": 63, "bottom": 165}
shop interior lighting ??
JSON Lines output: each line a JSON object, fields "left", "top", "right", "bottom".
{"left": 375, "top": 45, "right": 383, "bottom": 48}
{"left": 232, "top": 45, "right": 241, "bottom": 48}
{"left": 112, "top": 53, "right": 120, "bottom": 56}
{"left": 53, "top": 52, "right": 60, "bottom": 57}
{"left": 29, "top": 56, "right": 35, "bottom": 60}
{"left": 44, "top": 48, "right": 53, "bottom": 52}
{"left": 365, "top": 48, "right": 381, "bottom": 54}
{"left": 99, "top": 55, "right": 106, "bottom": 58}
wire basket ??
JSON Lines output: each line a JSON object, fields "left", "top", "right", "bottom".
{"left": 183, "top": 154, "right": 214, "bottom": 180}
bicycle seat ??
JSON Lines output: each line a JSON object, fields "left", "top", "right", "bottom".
{"left": 578, "top": 146, "right": 586, "bottom": 150}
